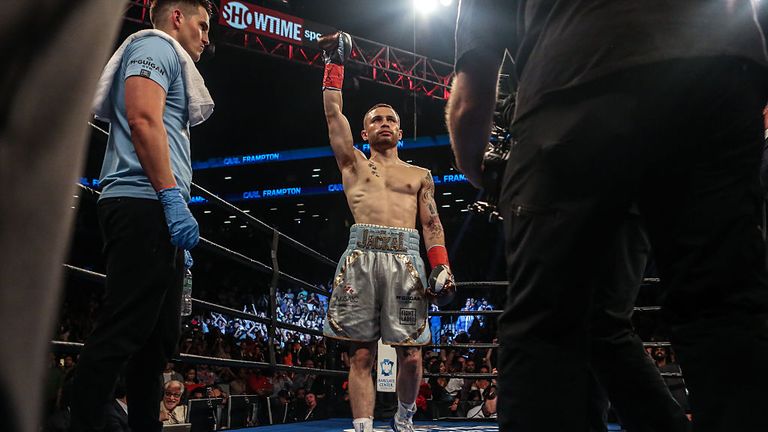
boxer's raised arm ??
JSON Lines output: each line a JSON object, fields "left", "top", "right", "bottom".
{"left": 320, "top": 31, "right": 360, "bottom": 171}
{"left": 323, "top": 89, "right": 357, "bottom": 170}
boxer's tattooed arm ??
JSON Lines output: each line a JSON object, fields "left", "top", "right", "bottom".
{"left": 420, "top": 172, "right": 444, "bottom": 241}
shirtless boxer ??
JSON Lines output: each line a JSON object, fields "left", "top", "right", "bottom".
{"left": 319, "top": 32, "right": 455, "bottom": 432}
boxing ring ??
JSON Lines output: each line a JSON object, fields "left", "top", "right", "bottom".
{"left": 245, "top": 418, "right": 502, "bottom": 431}
{"left": 50, "top": 125, "right": 682, "bottom": 431}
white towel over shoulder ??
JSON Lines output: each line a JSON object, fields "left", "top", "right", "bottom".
{"left": 92, "top": 29, "right": 214, "bottom": 127}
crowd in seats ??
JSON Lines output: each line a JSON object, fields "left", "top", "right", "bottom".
{"left": 430, "top": 297, "right": 497, "bottom": 344}
{"left": 48, "top": 279, "right": 688, "bottom": 429}
{"left": 416, "top": 344, "right": 499, "bottom": 419}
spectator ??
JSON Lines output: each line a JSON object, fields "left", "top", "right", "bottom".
{"left": 455, "top": 299, "right": 475, "bottom": 335}
{"left": 653, "top": 347, "right": 690, "bottom": 415}
{"left": 291, "top": 341, "right": 310, "bottom": 366}
{"left": 294, "top": 392, "right": 327, "bottom": 422}
{"left": 471, "top": 366, "right": 492, "bottom": 396}
{"left": 246, "top": 369, "right": 273, "bottom": 396}
{"left": 209, "top": 384, "right": 227, "bottom": 401}
{"left": 207, "top": 384, "right": 229, "bottom": 424}
{"left": 292, "top": 359, "right": 326, "bottom": 398}
{"left": 430, "top": 304, "right": 442, "bottom": 344}
{"left": 189, "top": 387, "right": 206, "bottom": 400}
{"left": 416, "top": 382, "right": 431, "bottom": 417}
{"left": 229, "top": 377, "right": 247, "bottom": 396}
{"left": 104, "top": 384, "right": 130, "bottom": 432}
{"left": 466, "top": 386, "right": 497, "bottom": 419}
{"left": 196, "top": 364, "right": 217, "bottom": 386}
{"left": 460, "top": 359, "right": 477, "bottom": 400}
{"left": 292, "top": 387, "right": 307, "bottom": 413}
{"left": 62, "top": 355, "right": 77, "bottom": 375}
{"left": 272, "top": 370, "right": 293, "bottom": 396}
{"left": 447, "top": 396, "right": 464, "bottom": 417}
{"left": 270, "top": 390, "right": 294, "bottom": 424}
{"left": 161, "top": 362, "right": 183, "bottom": 384}
{"left": 43, "top": 354, "right": 65, "bottom": 424}
{"left": 314, "top": 343, "right": 328, "bottom": 369}
{"left": 159, "top": 380, "right": 187, "bottom": 425}
{"left": 332, "top": 382, "right": 353, "bottom": 418}
{"left": 467, "top": 389, "right": 482, "bottom": 402}
{"left": 183, "top": 368, "right": 203, "bottom": 394}
{"left": 430, "top": 377, "right": 453, "bottom": 402}
{"left": 445, "top": 362, "right": 464, "bottom": 399}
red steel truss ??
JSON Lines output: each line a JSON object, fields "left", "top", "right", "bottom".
{"left": 123, "top": 0, "right": 453, "bottom": 100}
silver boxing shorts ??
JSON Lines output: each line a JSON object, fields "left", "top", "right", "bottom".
{"left": 323, "top": 224, "right": 431, "bottom": 346}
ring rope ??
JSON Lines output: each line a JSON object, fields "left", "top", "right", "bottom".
{"left": 272, "top": 321, "right": 325, "bottom": 338}
{"left": 427, "top": 343, "right": 498, "bottom": 349}
{"left": 198, "top": 238, "right": 329, "bottom": 297}
{"left": 430, "top": 310, "right": 502, "bottom": 316}
{"left": 50, "top": 341, "right": 348, "bottom": 377}
{"left": 49, "top": 341, "right": 684, "bottom": 380}
{"left": 424, "top": 372, "right": 497, "bottom": 379}
{"left": 454, "top": 281, "right": 508, "bottom": 288}
{"left": 428, "top": 341, "right": 672, "bottom": 350}
{"left": 87, "top": 121, "right": 110, "bottom": 136}
{"left": 64, "top": 264, "right": 320, "bottom": 334}
{"left": 192, "top": 182, "right": 336, "bottom": 267}
{"left": 430, "top": 306, "right": 663, "bottom": 314}
{"left": 456, "top": 278, "right": 660, "bottom": 288}
{"left": 70, "top": 184, "right": 330, "bottom": 297}
{"left": 62, "top": 264, "right": 107, "bottom": 283}
{"left": 634, "top": 306, "right": 662, "bottom": 312}
{"left": 193, "top": 299, "right": 271, "bottom": 326}
{"left": 642, "top": 341, "right": 672, "bottom": 348}
{"left": 64, "top": 265, "right": 672, "bottom": 350}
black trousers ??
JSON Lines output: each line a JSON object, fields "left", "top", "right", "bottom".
{"left": 499, "top": 58, "right": 768, "bottom": 432}
{"left": 70, "top": 198, "right": 183, "bottom": 432}
{"left": 588, "top": 210, "right": 688, "bottom": 432}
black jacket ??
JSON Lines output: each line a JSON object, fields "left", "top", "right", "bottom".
{"left": 104, "top": 399, "right": 131, "bottom": 432}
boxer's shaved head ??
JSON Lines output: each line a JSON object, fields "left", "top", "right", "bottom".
{"left": 150, "top": 0, "right": 212, "bottom": 26}
{"left": 361, "top": 103, "right": 403, "bottom": 149}
{"left": 363, "top": 103, "right": 399, "bottom": 128}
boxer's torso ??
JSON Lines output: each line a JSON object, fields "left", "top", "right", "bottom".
{"left": 341, "top": 153, "right": 428, "bottom": 229}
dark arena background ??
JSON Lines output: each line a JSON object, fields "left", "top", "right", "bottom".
{"left": 46, "top": 1, "right": 686, "bottom": 431}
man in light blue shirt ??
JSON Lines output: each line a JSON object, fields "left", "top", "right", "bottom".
{"left": 70, "top": 1, "right": 211, "bottom": 431}
{"left": 99, "top": 35, "right": 193, "bottom": 202}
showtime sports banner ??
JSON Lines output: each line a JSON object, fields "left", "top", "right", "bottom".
{"left": 220, "top": 0, "right": 336, "bottom": 46}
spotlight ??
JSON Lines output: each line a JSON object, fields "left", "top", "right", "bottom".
{"left": 414, "top": 0, "right": 437, "bottom": 14}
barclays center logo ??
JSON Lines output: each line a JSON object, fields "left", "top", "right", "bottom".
{"left": 380, "top": 359, "right": 394, "bottom": 377}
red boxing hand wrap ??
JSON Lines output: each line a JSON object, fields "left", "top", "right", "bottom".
{"left": 427, "top": 245, "right": 449, "bottom": 269}
{"left": 323, "top": 63, "right": 344, "bottom": 91}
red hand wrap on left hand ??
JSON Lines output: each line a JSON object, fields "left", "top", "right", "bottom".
{"left": 427, "top": 245, "right": 449, "bottom": 269}
{"left": 323, "top": 64, "right": 344, "bottom": 90}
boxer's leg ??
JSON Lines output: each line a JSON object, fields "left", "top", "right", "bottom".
{"left": 348, "top": 341, "right": 377, "bottom": 431}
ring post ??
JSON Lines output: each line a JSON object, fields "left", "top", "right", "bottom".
{"left": 268, "top": 228, "right": 280, "bottom": 368}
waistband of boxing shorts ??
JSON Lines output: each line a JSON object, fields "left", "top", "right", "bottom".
{"left": 348, "top": 223, "right": 421, "bottom": 254}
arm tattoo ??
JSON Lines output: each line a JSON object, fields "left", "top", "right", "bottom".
{"left": 422, "top": 172, "right": 444, "bottom": 238}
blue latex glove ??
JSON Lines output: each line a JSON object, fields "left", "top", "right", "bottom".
{"left": 184, "top": 250, "right": 193, "bottom": 269}
{"left": 157, "top": 186, "right": 199, "bottom": 250}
